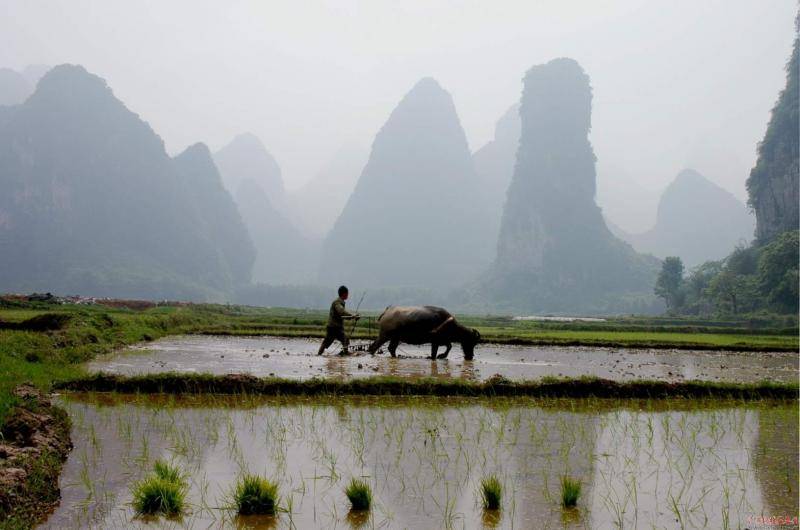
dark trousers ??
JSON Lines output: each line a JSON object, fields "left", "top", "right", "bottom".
{"left": 320, "top": 326, "right": 349, "bottom": 350}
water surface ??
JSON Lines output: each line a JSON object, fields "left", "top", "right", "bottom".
{"left": 86, "top": 335, "right": 798, "bottom": 383}
{"left": 43, "top": 394, "right": 798, "bottom": 529}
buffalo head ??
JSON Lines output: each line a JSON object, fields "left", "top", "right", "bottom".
{"left": 460, "top": 328, "right": 481, "bottom": 360}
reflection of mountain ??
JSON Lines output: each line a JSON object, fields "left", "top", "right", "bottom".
{"left": 589, "top": 408, "right": 766, "bottom": 528}
{"left": 754, "top": 405, "right": 799, "bottom": 518}
{"left": 499, "top": 406, "right": 598, "bottom": 527}
{"left": 618, "top": 169, "right": 755, "bottom": 267}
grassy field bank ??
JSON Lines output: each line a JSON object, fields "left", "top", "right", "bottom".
{"left": 57, "top": 372, "right": 799, "bottom": 400}
{"left": 1, "top": 298, "right": 798, "bottom": 426}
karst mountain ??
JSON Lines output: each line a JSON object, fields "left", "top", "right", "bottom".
{"left": 483, "top": 58, "right": 659, "bottom": 313}
{"left": 320, "top": 77, "right": 493, "bottom": 288}
{"left": 0, "top": 65, "right": 254, "bottom": 299}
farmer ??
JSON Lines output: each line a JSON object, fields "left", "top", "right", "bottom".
{"left": 317, "top": 285, "right": 360, "bottom": 355}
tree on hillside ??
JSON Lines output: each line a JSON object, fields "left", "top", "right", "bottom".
{"left": 757, "top": 230, "right": 799, "bottom": 312}
{"left": 725, "top": 244, "right": 760, "bottom": 276}
{"left": 707, "top": 271, "right": 760, "bottom": 315}
{"left": 654, "top": 257, "right": 684, "bottom": 311}
{"left": 681, "top": 260, "right": 724, "bottom": 315}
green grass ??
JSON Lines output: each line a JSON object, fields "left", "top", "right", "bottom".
{"left": 231, "top": 474, "right": 279, "bottom": 515}
{"left": 56, "top": 372, "right": 800, "bottom": 400}
{"left": 194, "top": 308, "right": 799, "bottom": 350}
{"left": 131, "top": 461, "right": 188, "bottom": 516}
{"left": 1, "top": 298, "right": 797, "bottom": 429}
{"left": 560, "top": 476, "right": 581, "bottom": 507}
{"left": 345, "top": 478, "right": 372, "bottom": 510}
{"left": 480, "top": 475, "right": 502, "bottom": 510}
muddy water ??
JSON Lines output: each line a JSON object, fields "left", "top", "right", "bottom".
{"left": 86, "top": 335, "right": 798, "bottom": 383}
{"left": 43, "top": 394, "right": 798, "bottom": 530}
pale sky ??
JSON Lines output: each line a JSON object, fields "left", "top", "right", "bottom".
{"left": 1, "top": 0, "right": 795, "bottom": 231}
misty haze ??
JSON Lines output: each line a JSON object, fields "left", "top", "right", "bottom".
{"left": 0, "top": 2, "right": 798, "bottom": 529}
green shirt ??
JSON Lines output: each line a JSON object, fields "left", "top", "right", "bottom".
{"left": 327, "top": 297, "right": 354, "bottom": 329}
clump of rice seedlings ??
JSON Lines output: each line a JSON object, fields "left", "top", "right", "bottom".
{"left": 345, "top": 478, "right": 372, "bottom": 511}
{"left": 480, "top": 475, "right": 502, "bottom": 510}
{"left": 232, "top": 474, "right": 280, "bottom": 515}
{"left": 560, "top": 476, "right": 581, "bottom": 507}
{"left": 131, "top": 460, "right": 188, "bottom": 516}
{"left": 154, "top": 459, "right": 184, "bottom": 484}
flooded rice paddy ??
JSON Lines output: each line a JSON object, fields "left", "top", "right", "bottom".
{"left": 86, "top": 335, "right": 799, "bottom": 384}
{"left": 44, "top": 394, "right": 797, "bottom": 529}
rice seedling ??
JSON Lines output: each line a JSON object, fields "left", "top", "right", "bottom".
{"left": 480, "top": 475, "right": 502, "bottom": 510}
{"left": 231, "top": 474, "right": 280, "bottom": 515}
{"left": 131, "top": 460, "right": 188, "bottom": 516}
{"left": 154, "top": 459, "right": 183, "bottom": 483}
{"left": 131, "top": 476, "right": 187, "bottom": 516}
{"left": 560, "top": 475, "right": 581, "bottom": 507}
{"left": 345, "top": 478, "right": 372, "bottom": 511}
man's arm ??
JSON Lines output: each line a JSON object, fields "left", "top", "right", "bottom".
{"left": 335, "top": 300, "right": 359, "bottom": 319}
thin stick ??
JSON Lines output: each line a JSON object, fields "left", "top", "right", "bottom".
{"left": 349, "top": 290, "right": 366, "bottom": 336}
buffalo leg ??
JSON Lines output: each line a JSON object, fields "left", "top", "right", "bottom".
{"left": 437, "top": 343, "right": 452, "bottom": 359}
{"left": 431, "top": 343, "right": 438, "bottom": 359}
{"left": 388, "top": 339, "right": 399, "bottom": 357}
{"left": 368, "top": 335, "right": 388, "bottom": 355}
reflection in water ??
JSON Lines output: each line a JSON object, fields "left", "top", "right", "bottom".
{"left": 589, "top": 409, "right": 776, "bottom": 529}
{"left": 235, "top": 514, "right": 278, "bottom": 529}
{"left": 44, "top": 395, "right": 798, "bottom": 529}
{"left": 345, "top": 509, "right": 371, "bottom": 529}
{"left": 481, "top": 508, "right": 502, "bottom": 528}
{"left": 754, "top": 404, "right": 799, "bottom": 519}
{"left": 560, "top": 507, "right": 582, "bottom": 527}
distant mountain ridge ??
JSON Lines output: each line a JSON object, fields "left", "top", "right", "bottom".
{"left": 287, "top": 142, "right": 367, "bottom": 238}
{"left": 235, "top": 178, "right": 320, "bottom": 284}
{"left": 0, "top": 68, "right": 32, "bottom": 106}
{"left": 214, "top": 133, "right": 287, "bottom": 212}
{"left": 320, "top": 77, "right": 493, "bottom": 288}
{"left": 0, "top": 65, "right": 51, "bottom": 106}
{"left": 0, "top": 64, "right": 254, "bottom": 299}
{"left": 472, "top": 103, "right": 520, "bottom": 252}
{"left": 214, "top": 133, "right": 320, "bottom": 284}
{"left": 618, "top": 169, "right": 754, "bottom": 267}
{"left": 174, "top": 143, "right": 256, "bottom": 285}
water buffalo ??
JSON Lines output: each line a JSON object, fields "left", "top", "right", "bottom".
{"left": 367, "top": 306, "right": 481, "bottom": 359}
